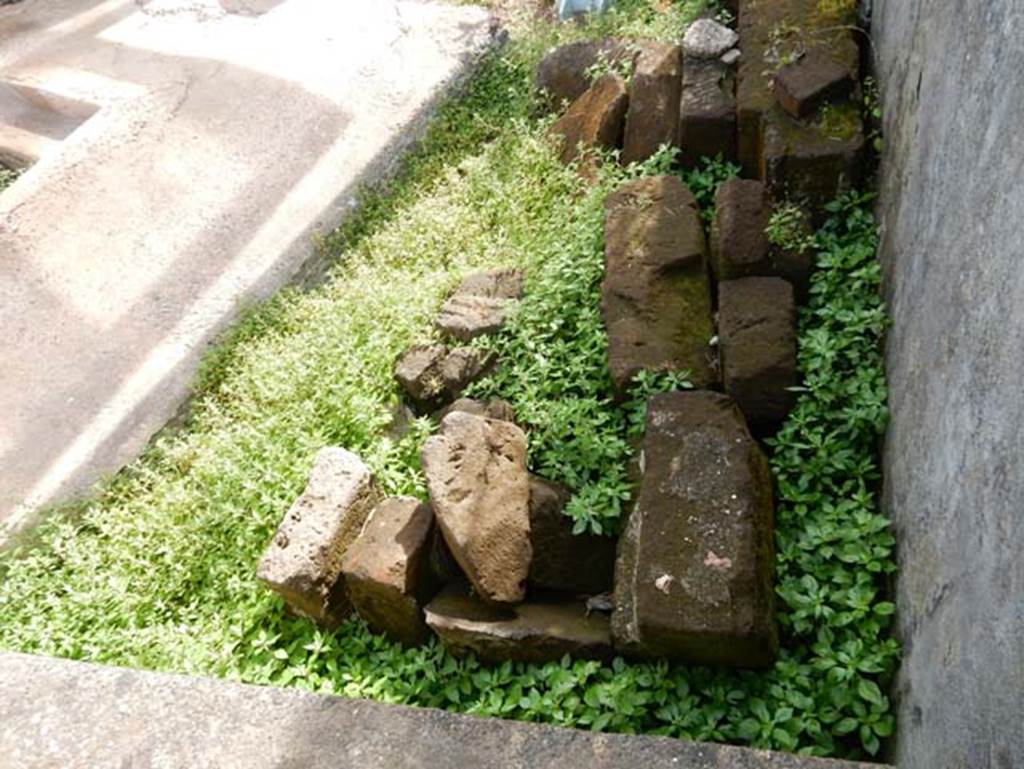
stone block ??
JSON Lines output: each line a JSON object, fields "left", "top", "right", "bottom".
{"left": 602, "top": 175, "right": 716, "bottom": 394}
{"left": 454, "top": 267, "right": 524, "bottom": 300}
{"left": 421, "top": 412, "right": 531, "bottom": 604}
{"left": 736, "top": 0, "right": 860, "bottom": 176}
{"left": 621, "top": 42, "right": 681, "bottom": 165}
{"left": 527, "top": 475, "right": 616, "bottom": 595}
{"left": 536, "top": 38, "right": 635, "bottom": 110}
{"left": 718, "top": 278, "right": 798, "bottom": 428}
{"left": 679, "top": 56, "right": 736, "bottom": 169}
{"left": 436, "top": 295, "right": 514, "bottom": 341}
{"left": 257, "top": 448, "right": 379, "bottom": 628}
{"left": 341, "top": 497, "right": 437, "bottom": 646}
{"left": 773, "top": 49, "right": 855, "bottom": 119}
{"left": 710, "top": 178, "right": 772, "bottom": 280}
{"left": 550, "top": 73, "right": 629, "bottom": 166}
{"left": 682, "top": 18, "right": 739, "bottom": 60}
{"left": 394, "top": 344, "right": 495, "bottom": 410}
{"left": 425, "top": 587, "right": 613, "bottom": 663}
{"left": 611, "top": 392, "right": 777, "bottom": 667}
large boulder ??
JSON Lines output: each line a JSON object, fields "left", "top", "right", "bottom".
{"left": 535, "top": 38, "right": 635, "bottom": 110}
{"left": 257, "top": 448, "right": 379, "bottom": 628}
{"left": 341, "top": 497, "right": 437, "bottom": 646}
{"left": 425, "top": 587, "right": 613, "bottom": 663}
{"left": 527, "top": 476, "right": 616, "bottom": 595}
{"left": 550, "top": 73, "right": 629, "bottom": 166}
{"left": 611, "top": 392, "right": 778, "bottom": 667}
{"left": 621, "top": 42, "right": 682, "bottom": 165}
{"left": 421, "top": 411, "right": 531, "bottom": 604}
{"left": 678, "top": 56, "right": 736, "bottom": 169}
{"left": 718, "top": 278, "right": 798, "bottom": 429}
{"left": 602, "top": 175, "right": 717, "bottom": 395}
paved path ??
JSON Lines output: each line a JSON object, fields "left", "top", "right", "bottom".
{"left": 0, "top": 0, "right": 496, "bottom": 541}
{"left": 0, "top": 652, "right": 887, "bottom": 769}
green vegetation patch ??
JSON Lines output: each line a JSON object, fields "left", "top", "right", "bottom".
{"left": 0, "top": 1, "right": 897, "bottom": 760}
{"left": 0, "top": 164, "right": 19, "bottom": 192}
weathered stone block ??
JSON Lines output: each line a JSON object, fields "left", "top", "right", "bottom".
{"left": 394, "top": 343, "right": 494, "bottom": 410}
{"left": 421, "top": 412, "right": 531, "bottom": 604}
{"left": 679, "top": 56, "right": 736, "bottom": 169}
{"left": 710, "top": 178, "right": 772, "bottom": 280}
{"left": 527, "top": 475, "right": 616, "bottom": 595}
{"left": 682, "top": 18, "right": 739, "bottom": 61}
{"left": 535, "top": 38, "right": 635, "bottom": 110}
{"left": 453, "top": 267, "right": 525, "bottom": 300}
{"left": 621, "top": 42, "right": 681, "bottom": 165}
{"left": 436, "top": 397, "right": 516, "bottom": 425}
{"left": 436, "top": 295, "right": 513, "bottom": 342}
{"left": 425, "top": 587, "right": 613, "bottom": 663}
{"left": 602, "top": 175, "right": 716, "bottom": 394}
{"left": 342, "top": 497, "right": 436, "bottom": 646}
{"left": 773, "top": 49, "right": 855, "bottom": 120}
{"left": 550, "top": 73, "right": 629, "bottom": 166}
{"left": 736, "top": 0, "right": 860, "bottom": 176}
{"left": 257, "top": 448, "right": 379, "bottom": 628}
{"left": 611, "top": 392, "right": 777, "bottom": 667}
{"left": 718, "top": 278, "right": 798, "bottom": 428}
{"left": 762, "top": 106, "right": 864, "bottom": 207}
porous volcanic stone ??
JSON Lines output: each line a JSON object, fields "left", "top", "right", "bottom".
{"left": 621, "top": 42, "right": 681, "bottom": 165}
{"left": 257, "top": 448, "right": 379, "bottom": 628}
{"left": 527, "top": 475, "right": 616, "bottom": 595}
{"left": 454, "top": 268, "right": 525, "bottom": 300}
{"left": 774, "top": 49, "right": 855, "bottom": 119}
{"left": 710, "top": 178, "right": 772, "bottom": 280}
{"left": 341, "top": 497, "right": 437, "bottom": 646}
{"left": 436, "top": 295, "right": 513, "bottom": 341}
{"left": 736, "top": 0, "right": 860, "bottom": 176}
{"left": 550, "top": 72, "right": 629, "bottom": 166}
{"left": 421, "top": 412, "right": 531, "bottom": 604}
{"left": 612, "top": 392, "right": 778, "bottom": 667}
{"left": 394, "top": 344, "right": 494, "bottom": 410}
{"left": 679, "top": 56, "right": 736, "bottom": 169}
{"left": 437, "top": 397, "right": 517, "bottom": 424}
{"left": 762, "top": 107, "right": 864, "bottom": 207}
{"left": 682, "top": 18, "right": 739, "bottom": 60}
{"left": 425, "top": 587, "right": 613, "bottom": 663}
{"left": 718, "top": 278, "right": 798, "bottom": 428}
{"left": 535, "top": 38, "right": 635, "bottom": 110}
{"left": 602, "top": 175, "right": 716, "bottom": 394}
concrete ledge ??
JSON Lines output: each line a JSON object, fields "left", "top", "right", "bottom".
{"left": 0, "top": 652, "right": 888, "bottom": 769}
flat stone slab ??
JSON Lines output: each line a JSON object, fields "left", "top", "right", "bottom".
{"left": 0, "top": 0, "right": 497, "bottom": 541}
{"left": 0, "top": 652, "right": 891, "bottom": 769}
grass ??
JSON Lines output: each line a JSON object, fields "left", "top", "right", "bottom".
{"left": 0, "top": 164, "right": 19, "bottom": 192}
{"left": 0, "top": 1, "right": 897, "bottom": 760}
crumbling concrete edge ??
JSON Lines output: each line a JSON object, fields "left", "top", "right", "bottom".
{"left": 0, "top": 651, "right": 890, "bottom": 769}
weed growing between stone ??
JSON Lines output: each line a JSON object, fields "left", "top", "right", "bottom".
{"left": 0, "top": 164, "right": 19, "bottom": 192}
{"left": 0, "top": 1, "right": 897, "bottom": 760}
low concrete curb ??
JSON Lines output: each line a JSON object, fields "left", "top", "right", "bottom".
{"left": 0, "top": 652, "right": 889, "bottom": 769}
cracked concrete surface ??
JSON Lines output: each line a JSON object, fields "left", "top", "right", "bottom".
{"left": 0, "top": 0, "right": 497, "bottom": 541}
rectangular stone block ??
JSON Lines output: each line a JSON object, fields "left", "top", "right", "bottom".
{"left": 342, "top": 497, "right": 437, "bottom": 646}
{"left": 718, "top": 278, "right": 798, "bottom": 429}
{"left": 678, "top": 56, "right": 736, "bottom": 169}
{"left": 602, "top": 175, "right": 717, "bottom": 394}
{"left": 612, "top": 392, "right": 777, "bottom": 667}
{"left": 736, "top": 0, "right": 860, "bottom": 176}
{"left": 621, "top": 42, "right": 681, "bottom": 165}
{"left": 710, "top": 177, "right": 772, "bottom": 280}
{"left": 773, "top": 49, "right": 855, "bottom": 119}
{"left": 257, "top": 447, "right": 379, "bottom": 628}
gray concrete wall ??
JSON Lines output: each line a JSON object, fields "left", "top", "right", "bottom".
{"left": 873, "top": 2, "right": 1024, "bottom": 768}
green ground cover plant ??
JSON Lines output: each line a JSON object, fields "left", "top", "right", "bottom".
{"left": 0, "top": 1, "right": 897, "bottom": 760}
{"left": 0, "top": 165, "right": 19, "bottom": 192}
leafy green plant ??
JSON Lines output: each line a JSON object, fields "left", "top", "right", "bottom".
{"left": 766, "top": 202, "right": 816, "bottom": 254}
{"left": 0, "top": 165, "right": 19, "bottom": 192}
{"left": 0, "top": 2, "right": 898, "bottom": 760}
{"left": 678, "top": 154, "right": 741, "bottom": 224}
